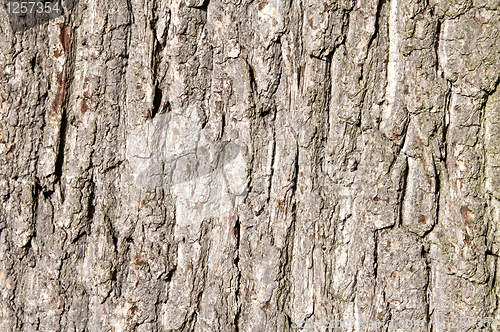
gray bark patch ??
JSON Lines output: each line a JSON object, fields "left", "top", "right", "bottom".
{"left": 127, "top": 105, "right": 248, "bottom": 220}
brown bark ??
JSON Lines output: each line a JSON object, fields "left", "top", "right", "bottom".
{"left": 0, "top": 0, "right": 500, "bottom": 330}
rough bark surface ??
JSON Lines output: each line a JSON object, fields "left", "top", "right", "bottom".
{"left": 0, "top": 0, "right": 499, "bottom": 330}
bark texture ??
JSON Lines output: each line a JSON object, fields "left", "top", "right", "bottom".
{"left": 0, "top": 0, "right": 500, "bottom": 330}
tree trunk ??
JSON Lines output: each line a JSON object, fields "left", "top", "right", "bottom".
{"left": 1, "top": 0, "right": 499, "bottom": 330}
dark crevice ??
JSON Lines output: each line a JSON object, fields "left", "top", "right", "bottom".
{"left": 165, "top": 265, "right": 177, "bottom": 283}
{"left": 486, "top": 250, "right": 500, "bottom": 258}
{"left": 55, "top": 25, "right": 77, "bottom": 198}
{"left": 398, "top": 156, "right": 409, "bottom": 227}
{"left": 234, "top": 308, "right": 241, "bottom": 332}
{"left": 198, "top": 0, "right": 209, "bottom": 12}
{"left": 260, "top": 107, "right": 272, "bottom": 118}
{"left": 422, "top": 165, "right": 440, "bottom": 237}
{"left": 25, "top": 232, "right": 34, "bottom": 250}
{"left": 372, "top": 231, "right": 380, "bottom": 317}
{"left": 111, "top": 227, "right": 118, "bottom": 249}
{"left": 87, "top": 177, "right": 96, "bottom": 223}
{"left": 43, "top": 190, "right": 54, "bottom": 199}
{"left": 267, "top": 127, "right": 277, "bottom": 204}
{"left": 366, "top": 0, "right": 386, "bottom": 62}
{"left": 442, "top": 83, "right": 452, "bottom": 162}
{"left": 247, "top": 61, "right": 257, "bottom": 99}
{"left": 290, "top": 142, "right": 300, "bottom": 196}
{"left": 220, "top": 111, "right": 225, "bottom": 140}
{"left": 322, "top": 55, "right": 333, "bottom": 148}
{"left": 295, "top": 0, "right": 304, "bottom": 93}
{"left": 276, "top": 145, "right": 299, "bottom": 317}
{"left": 150, "top": 85, "right": 163, "bottom": 120}
{"left": 297, "top": 63, "right": 302, "bottom": 91}
{"left": 421, "top": 242, "right": 432, "bottom": 330}
{"left": 31, "top": 54, "right": 37, "bottom": 72}
{"left": 55, "top": 108, "right": 67, "bottom": 194}
{"left": 233, "top": 218, "right": 240, "bottom": 266}
{"left": 71, "top": 231, "right": 87, "bottom": 244}
{"left": 277, "top": 202, "right": 297, "bottom": 311}
{"left": 434, "top": 18, "right": 442, "bottom": 72}
{"left": 110, "top": 268, "right": 118, "bottom": 284}
{"left": 489, "top": 256, "right": 499, "bottom": 314}
{"left": 150, "top": 3, "right": 167, "bottom": 121}
{"left": 233, "top": 216, "right": 241, "bottom": 332}
{"left": 188, "top": 222, "right": 211, "bottom": 329}
{"left": 397, "top": 110, "right": 410, "bottom": 150}
{"left": 34, "top": 181, "right": 43, "bottom": 199}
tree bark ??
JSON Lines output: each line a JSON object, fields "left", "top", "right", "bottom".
{"left": 0, "top": 0, "right": 499, "bottom": 330}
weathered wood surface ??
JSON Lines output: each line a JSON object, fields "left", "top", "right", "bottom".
{"left": 0, "top": 0, "right": 500, "bottom": 330}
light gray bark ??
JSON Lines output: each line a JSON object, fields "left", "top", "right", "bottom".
{"left": 0, "top": 0, "right": 499, "bottom": 330}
